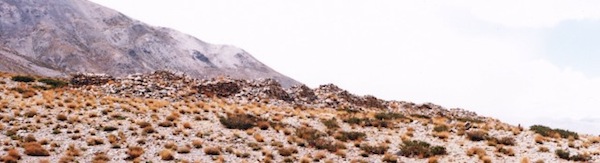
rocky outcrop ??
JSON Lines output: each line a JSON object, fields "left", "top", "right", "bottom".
{"left": 70, "top": 73, "right": 114, "bottom": 86}
{"left": 0, "top": 0, "right": 299, "bottom": 87}
{"left": 196, "top": 79, "right": 242, "bottom": 98}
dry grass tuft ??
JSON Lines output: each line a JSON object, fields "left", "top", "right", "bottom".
{"left": 177, "top": 145, "right": 191, "bottom": 154}
{"left": 65, "top": 144, "right": 81, "bottom": 157}
{"left": 466, "top": 147, "right": 486, "bottom": 159}
{"left": 3, "top": 148, "right": 21, "bottom": 161}
{"left": 159, "top": 149, "right": 175, "bottom": 160}
{"left": 278, "top": 147, "right": 298, "bottom": 157}
{"left": 534, "top": 134, "right": 546, "bottom": 144}
{"left": 204, "top": 146, "right": 222, "bottom": 155}
{"left": 382, "top": 153, "right": 398, "bottom": 162}
{"left": 126, "top": 146, "right": 144, "bottom": 160}
{"left": 192, "top": 139, "right": 203, "bottom": 148}
{"left": 23, "top": 142, "right": 50, "bottom": 156}
{"left": 92, "top": 152, "right": 110, "bottom": 163}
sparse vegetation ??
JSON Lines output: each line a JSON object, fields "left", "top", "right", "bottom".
{"left": 398, "top": 140, "right": 446, "bottom": 158}
{"left": 433, "top": 125, "right": 449, "bottom": 132}
{"left": 23, "top": 142, "right": 50, "bottom": 156}
{"left": 11, "top": 75, "right": 35, "bottom": 82}
{"left": 204, "top": 146, "right": 222, "bottom": 155}
{"left": 497, "top": 136, "right": 516, "bottom": 146}
{"left": 360, "top": 144, "right": 388, "bottom": 155}
{"left": 456, "top": 117, "right": 484, "bottom": 123}
{"left": 278, "top": 147, "right": 298, "bottom": 157}
{"left": 126, "top": 146, "right": 144, "bottom": 160}
{"left": 322, "top": 118, "right": 340, "bottom": 129}
{"left": 159, "top": 149, "right": 175, "bottom": 160}
{"left": 466, "top": 130, "right": 488, "bottom": 141}
{"left": 555, "top": 149, "right": 590, "bottom": 161}
{"left": 334, "top": 131, "right": 366, "bottom": 142}
{"left": 530, "top": 125, "right": 578, "bottom": 139}
{"left": 219, "top": 114, "right": 257, "bottom": 130}
{"left": 374, "top": 112, "right": 406, "bottom": 120}
{"left": 0, "top": 71, "right": 593, "bottom": 162}
{"left": 38, "top": 78, "right": 68, "bottom": 88}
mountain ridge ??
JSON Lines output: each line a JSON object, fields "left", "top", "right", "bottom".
{"left": 0, "top": 0, "right": 299, "bottom": 87}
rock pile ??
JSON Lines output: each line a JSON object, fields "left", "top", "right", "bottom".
{"left": 196, "top": 79, "right": 242, "bottom": 98}
{"left": 313, "top": 84, "right": 386, "bottom": 109}
{"left": 287, "top": 85, "right": 317, "bottom": 103}
{"left": 70, "top": 73, "right": 114, "bottom": 86}
{"left": 73, "top": 71, "right": 483, "bottom": 121}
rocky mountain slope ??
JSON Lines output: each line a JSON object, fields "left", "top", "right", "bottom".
{"left": 0, "top": 0, "right": 298, "bottom": 87}
{"left": 0, "top": 71, "right": 597, "bottom": 162}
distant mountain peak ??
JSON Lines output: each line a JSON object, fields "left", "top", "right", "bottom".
{"left": 0, "top": 0, "right": 299, "bottom": 87}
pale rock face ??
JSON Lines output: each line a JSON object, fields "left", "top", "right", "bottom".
{"left": 0, "top": 0, "right": 299, "bottom": 87}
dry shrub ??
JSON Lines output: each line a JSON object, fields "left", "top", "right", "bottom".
{"left": 23, "top": 134, "right": 37, "bottom": 143}
{"left": 65, "top": 144, "right": 81, "bottom": 157}
{"left": 164, "top": 142, "right": 177, "bottom": 150}
{"left": 219, "top": 114, "right": 257, "bottom": 130}
{"left": 497, "top": 146, "right": 515, "bottom": 156}
{"left": 136, "top": 121, "right": 151, "bottom": 128}
{"left": 254, "top": 133, "right": 265, "bottom": 142}
{"left": 3, "top": 148, "right": 21, "bottom": 161}
{"left": 278, "top": 147, "right": 298, "bottom": 157}
{"left": 466, "top": 130, "right": 488, "bottom": 141}
{"left": 158, "top": 121, "right": 173, "bottom": 127}
{"left": 126, "top": 146, "right": 144, "bottom": 160}
{"left": 192, "top": 139, "right": 203, "bottom": 148}
{"left": 257, "top": 121, "right": 271, "bottom": 130}
{"left": 466, "top": 147, "right": 486, "bottom": 159}
{"left": 204, "top": 146, "right": 221, "bottom": 155}
{"left": 177, "top": 146, "right": 191, "bottom": 154}
{"left": 23, "top": 142, "right": 50, "bottom": 156}
{"left": 159, "top": 149, "right": 175, "bottom": 160}
{"left": 92, "top": 152, "right": 110, "bottom": 163}
{"left": 360, "top": 144, "right": 388, "bottom": 155}
{"left": 382, "top": 153, "right": 398, "bottom": 162}
{"left": 433, "top": 131, "right": 450, "bottom": 139}
{"left": 142, "top": 126, "right": 156, "bottom": 134}
{"left": 313, "top": 151, "right": 327, "bottom": 161}
{"left": 481, "top": 156, "right": 492, "bottom": 163}
{"left": 183, "top": 122, "right": 192, "bottom": 129}
{"left": 86, "top": 137, "right": 104, "bottom": 146}
{"left": 534, "top": 134, "right": 545, "bottom": 144}
{"left": 59, "top": 156, "right": 75, "bottom": 163}
{"left": 334, "top": 131, "right": 367, "bottom": 142}
{"left": 398, "top": 140, "right": 446, "bottom": 158}
{"left": 24, "top": 109, "right": 37, "bottom": 118}
{"left": 427, "top": 156, "right": 439, "bottom": 163}
{"left": 538, "top": 146, "right": 549, "bottom": 152}
{"left": 497, "top": 136, "right": 516, "bottom": 146}
{"left": 57, "top": 114, "right": 68, "bottom": 121}
{"left": 107, "top": 134, "right": 118, "bottom": 144}
{"left": 2, "top": 155, "right": 18, "bottom": 163}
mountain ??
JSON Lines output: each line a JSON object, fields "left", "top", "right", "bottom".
{"left": 0, "top": 0, "right": 299, "bottom": 87}
{"left": 0, "top": 72, "right": 597, "bottom": 162}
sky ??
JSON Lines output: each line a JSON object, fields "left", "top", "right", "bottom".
{"left": 89, "top": 0, "right": 600, "bottom": 134}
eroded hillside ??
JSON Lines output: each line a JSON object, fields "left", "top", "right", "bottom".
{"left": 0, "top": 71, "right": 596, "bottom": 163}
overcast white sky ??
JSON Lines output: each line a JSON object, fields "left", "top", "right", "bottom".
{"left": 89, "top": 0, "right": 600, "bottom": 134}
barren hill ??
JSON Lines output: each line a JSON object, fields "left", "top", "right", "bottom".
{"left": 0, "top": 72, "right": 596, "bottom": 162}
{"left": 0, "top": 0, "right": 298, "bottom": 87}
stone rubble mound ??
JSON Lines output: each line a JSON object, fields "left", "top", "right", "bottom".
{"left": 196, "top": 78, "right": 243, "bottom": 98}
{"left": 70, "top": 73, "right": 114, "bottom": 86}
{"left": 74, "top": 71, "right": 481, "bottom": 119}
{"left": 314, "top": 84, "right": 386, "bottom": 109}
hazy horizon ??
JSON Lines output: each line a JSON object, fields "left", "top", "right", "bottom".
{"left": 90, "top": 0, "right": 600, "bottom": 135}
